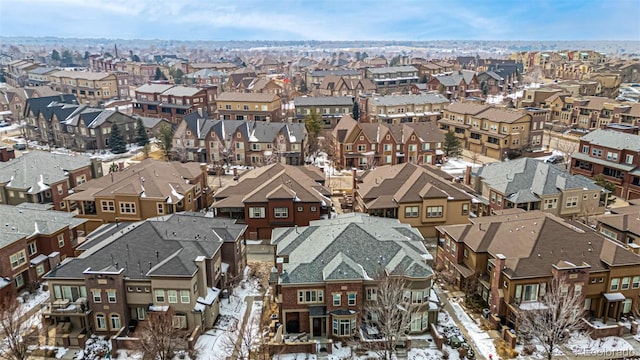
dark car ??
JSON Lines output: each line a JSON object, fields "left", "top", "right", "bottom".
{"left": 13, "top": 142, "right": 26, "bottom": 150}
{"left": 545, "top": 155, "right": 564, "bottom": 164}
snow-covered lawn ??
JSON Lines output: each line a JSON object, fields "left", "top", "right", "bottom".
{"left": 448, "top": 298, "right": 497, "bottom": 359}
{"left": 440, "top": 157, "right": 477, "bottom": 176}
{"left": 566, "top": 332, "right": 634, "bottom": 356}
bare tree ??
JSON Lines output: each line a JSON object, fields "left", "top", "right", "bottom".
{"left": 553, "top": 136, "right": 578, "bottom": 170}
{"left": 219, "top": 314, "right": 263, "bottom": 360}
{"left": 0, "top": 296, "right": 33, "bottom": 360}
{"left": 517, "top": 278, "right": 585, "bottom": 360}
{"left": 361, "top": 275, "right": 415, "bottom": 360}
{"left": 138, "top": 309, "right": 182, "bottom": 360}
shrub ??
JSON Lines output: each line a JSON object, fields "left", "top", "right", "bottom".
{"left": 494, "top": 339, "right": 518, "bottom": 359}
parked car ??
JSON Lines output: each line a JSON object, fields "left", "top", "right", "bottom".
{"left": 0, "top": 121, "right": 9, "bottom": 127}
{"left": 545, "top": 155, "right": 564, "bottom": 164}
{"left": 13, "top": 142, "right": 26, "bottom": 150}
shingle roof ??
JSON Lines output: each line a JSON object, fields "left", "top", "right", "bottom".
{"left": 367, "top": 66, "right": 418, "bottom": 74}
{"left": 135, "top": 84, "right": 176, "bottom": 94}
{"left": 445, "top": 102, "right": 491, "bottom": 115}
{"left": 310, "top": 69, "right": 361, "bottom": 77}
{"left": 271, "top": 213, "right": 433, "bottom": 284}
{"left": 50, "top": 70, "right": 111, "bottom": 81}
{"left": 0, "top": 151, "right": 94, "bottom": 193}
{"left": 45, "top": 213, "right": 246, "bottom": 280}
{"left": 581, "top": 129, "right": 640, "bottom": 151}
{"left": 293, "top": 96, "right": 354, "bottom": 107}
{"left": 0, "top": 204, "right": 86, "bottom": 248}
{"left": 216, "top": 92, "right": 279, "bottom": 102}
{"left": 372, "top": 93, "right": 449, "bottom": 107}
{"left": 474, "top": 158, "right": 603, "bottom": 201}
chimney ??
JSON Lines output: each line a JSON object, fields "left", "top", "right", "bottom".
{"left": 194, "top": 256, "right": 208, "bottom": 296}
{"left": 464, "top": 165, "right": 472, "bottom": 186}
{"left": 490, "top": 254, "right": 506, "bottom": 316}
{"left": 197, "top": 107, "right": 204, "bottom": 117}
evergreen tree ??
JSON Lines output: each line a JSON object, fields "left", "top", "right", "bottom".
{"left": 51, "top": 49, "right": 61, "bottom": 61}
{"left": 299, "top": 79, "right": 308, "bottom": 93}
{"left": 420, "top": 74, "right": 428, "bottom": 83}
{"left": 132, "top": 54, "right": 141, "bottom": 62}
{"left": 61, "top": 49, "right": 73, "bottom": 65}
{"left": 83, "top": 51, "right": 90, "bottom": 60}
{"left": 135, "top": 118, "right": 149, "bottom": 147}
{"left": 443, "top": 130, "right": 462, "bottom": 158}
{"left": 109, "top": 123, "right": 127, "bottom": 154}
{"left": 156, "top": 124, "right": 174, "bottom": 160}
{"left": 352, "top": 101, "right": 360, "bottom": 121}
{"left": 304, "top": 109, "right": 324, "bottom": 157}
{"left": 154, "top": 67, "right": 166, "bottom": 81}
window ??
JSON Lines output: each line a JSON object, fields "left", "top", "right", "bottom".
{"left": 92, "top": 289, "right": 102, "bottom": 303}
{"left": 600, "top": 228, "right": 618, "bottom": 240}
{"left": 582, "top": 145, "right": 589, "bottom": 153}
{"left": 297, "top": 206, "right": 303, "bottom": 212}
{"left": 58, "top": 184, "right": 65, "bottom": 195}
{"left": 592, "top": 148, "right": 602, "bottom": 157}
{"left": 606, "top": 152, "right": 618, "bottom": 161}
{"left": 333, "top": 293, "right": 341, "bottom": 306}
{"left": 463, "top": 248, "right": 469, "bottom": 258}
{"left": 404, "top": 206, "right": 419, "bottom": 218}
{"left": 173, "top": 315, "right": 187, "bottom": 329}
{"left": 384, "top": 144, "right": 392, "bottom": 151}
{"left": 297, "top": 290, "right": 324, "bottom": 303}
{"left": 565, "top": 196, "right": 578, "bottom": 208}
{"left": 107, "top": 290, "right": 116, "bottom": 303}
{"left": 348, "top": 293, "right": 356, "bottom": 306}
{"left": 15, "top": 273, "right": 24, "bottom": 288}
{"left": 53, "top": 285, "right": 87, "bottom": 301}
{"left": 248, "top": 207, "right": 265, "bottom": 218}
{"left": 426, "top": 206, "right": 443, "bottom": 218}
{"left": 274, "top": 207, "right": 288, "bottom": 218}
{"left": 157, "top": 203, "right": 164, "bottom": 215}
{"left": 310, "top": 206, "right": 317, "bottom": 212}
{"left": 28, "top": 242, "right": 37, "bottom": 255}
{"left": 57, "top": 234, "right": 65, "bottom": 248}
{"left": 621, "top": 277, "right": 630, "bottom": 290}
{"left": 10, "top": 250, "right": 26, "bottom": 269}
{"left": 155, "top": 289, "right": 165, "bottom": 302}
{"left": 625, "top": 154, "right": 634, "bottom": 164}
{"left": 462, "top": 203, "right": 469, "bottom": 215}
{"left": 366, "top": 288, "right": 377, "bottom": 301}
{"left": 497, "top": 195, "right": 502, "bottom": 206}
{"left": 101, "top": 200, "right": 115, "bottom": 212}
{"left": 96, "top": 314, "right": 106, "bottom": 330}
{"left": 332, "top": 318, "right": 356, "bottom": 336}
{"left": 522, "top": 284, "right": 539, "bottom": 302}
{"left": 632, "top": 276, "right": 640, "bottom": 289}
{"left": 110, "top": 314, "right": 121, "bottom": 330}
{"left": 610, "top": 278, "right": 620, "bottom": 291}
{"left": 36, "top": 264, "right": 45, "bottom": 276}
{"left": 119, "top": 202, "right": 136, "bottom": 214}
{"left": 544, "top": 198, "right": 558, "bottom": 209}
{"left": 491, "top": 193, "right": 496, "bottom": 203}
{"left": 180, "top": 290, "right": 190, "bottom": 303}
{"left": 623, "top": 298, "right": 633, "bottom": 314}
{"left": 168, "top": 290, "right": 178, "bottom": 303}
{"left": 136, "top": 307, "right": 147, "bottom": 320}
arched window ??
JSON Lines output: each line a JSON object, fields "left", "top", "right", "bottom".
{"left": 110, "top": 314, "right": 121, "bottom": 330}
{"left": 95, "top": 314, "right": 106, "bottom": 330}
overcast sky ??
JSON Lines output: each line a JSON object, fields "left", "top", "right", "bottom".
{"left": 0, "top": 0, "right": 639, "bottom": 41}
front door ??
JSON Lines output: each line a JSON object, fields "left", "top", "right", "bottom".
{"left": 312, "top": 318, "right": 322, "bottom": 337}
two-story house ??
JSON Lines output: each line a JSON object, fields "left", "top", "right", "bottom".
{"left": 315, "top": 75, "right": 376, "bottom": 98}
{"left": 436, "top": 211, "right": 640, "bottom": 333}
{"left": 470, "top": 157, "right": 607, "bottom": 217}
{"left": 571, "top": 129, "right": 640, "bottom": 200}
{"left": 364, "top": 66, "right": 420, "bottom": 94}
{"left": 0, "top": 151, "right": 103, "bottom": 211}
{"left": 216, "top": 92, "right": 282, "bottom": 122}
{"left": 365, "top": 93, "right": 449, "bottom": 124}
{"left": 5, "top": 59, "right": 40, "bottom": 87}
{"left": 47, "top": 70, "right": 119, "bottom": 106}
{"left": 439, "top": 102, "right": 546, "bottom": 160}
{"left": 64, "top": 159, "right": 210, "bottom": 233}
{"left": 271, "top": 213, "right": 438, "bottom": 339}
{"left": 293, "top": 96, "right": 354, "bottom": 128}
{"left": 133, "top": 84, "right": 217, "bottom": 124}
{"left": 332, "top": 115, "right": 446, "bottom": 168}
{"left": 212, "top": 163, "right": 331, "bottom": 239}
{"left": 305, "top": 69, "right": 362, "bottom": 91}
{"left": 0, "top": 203, "right": 86, "bottom": 298}
{"left": 596, "top": 205, "right": 640, "bottom": 249}
{"left": 42, "top": 213, "right": 246, "bottom": 347}
{"left": 355, "top": 163, "right": 474, "bottom": 238}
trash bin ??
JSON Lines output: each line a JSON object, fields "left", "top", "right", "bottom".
{"left": 482, "top": 308, "right": 491, "bottom": 319}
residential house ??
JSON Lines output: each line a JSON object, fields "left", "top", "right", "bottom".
{"left": 23, "top": 95, "right": 139, "bottom": 150}
{"left": 365, "top": 66, "right": 420, "bottom": 94}
{"left": 362, "top": 93, "right": 449, "bottom": 123}
{"left": 0, "top": 203, "right": 86, "bottom": 297}
{"left": 293, "top": 96, "right": 354, "bottom": 127}
{"left": 427, "top": 70, "right": 480, "bottom": 100}
{"left": 551, "top": 96, "right": 640, "bottom": 130}
{"left": 596, "top": 206, "right": 640, "bottom": 249}
{"left": 315, "top": 75, "right": 376, "bottom": 97}
{"left": 439, "top": 102, "right": 546, "bottom": 160}
{"left": 133, "top": 83, "right": 217, "bottom": 124}
{"left": 64, "top": 159, "right": 210, "bottom": 233}
{"left": 477, "top": 66, "right": 520, "bottom": 96}
{"left": 216, "top": 92, "right": 282, "bottom": 122}
{"left": 417, "top": 62, "right": 455, "bottom": 81}
{"left": 0, "top": 151, "right": 102, "bottom": 211}
{"left": 470, "top": 157, "right": 607, "bottom": 217}
{"left": 0, "top": 147, "right": 15, "bottom": 162}
{"left": 240, "top": 78, "right": 284, "bottom": 95}
{"left": 26, "top": 66, "right": 57, "bottom": 87}
{"left": 332, "top": 115, "right": 446, "bottom": 168}
{"left": 42, "top": 213, "right": 246, "bottom": 346}
{"left": 226, "top": 71, "right": 258, "bottom": 92}
{"left": 355, "top": 163, "right": 474, "bottom": 237}
{"left": 305, "top": 69, "right": 362, "bottom": 91}
{"left": 571, "top": 129, "right": 640, "bottom": 200}
{"left": 212, "top": 163, "right": 331, "bottom": 239}
{"left": 271, "top": 213, "right": 438, "bottom": 339}
{"left": 172, "top": 113, "right": 306, "bottom": 166}
{"left": 436, "top": 211, "right": 640, "bottom": 331}
{"left": 47, "top": 70, "right": 119, "bottom": 106}
{"left": 184, "top": 69, "right": 226, "bottom": 87}
{"left": 5, "top": 59, "right": 40, "bottom": 87}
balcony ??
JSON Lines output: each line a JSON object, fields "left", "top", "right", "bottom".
{"left": 42, "top": 298, "right": 90, "bottom": 316}
{"left": 571, "top": 165, "right": 594, "bottom": 177}
{"left": 485, "top": 142, "right": 500, "bottom": 150}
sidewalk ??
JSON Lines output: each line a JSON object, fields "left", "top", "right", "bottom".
{"left": 228, "top": 295, "right": 257, "bottom": 360}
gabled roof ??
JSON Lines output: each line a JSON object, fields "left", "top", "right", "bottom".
{"left": 45, "top": 213, "right": 245, "bottom": 280}
{"left": 597, "top": 212, "right": 640, "bottom": 237}
{"left": 135, "top": 83, "right": 176, "bottom": 94}
{"left": 581, "top": 129, "right": 640, "bottom": 151}
{"left": 444, "top": 102, "right": 491, "bottom": 115}
{"left": 0, "top": 151, "right": 94, "bottom": 193}
{"left": 25, "top": 95, "right": 78, "bottom": 120}
{"left": 474, "top": 158, "right": 602, "bottom": 201}
{"left": 437, "top": 212, "right": 640, "bottom": 279}
{"left": 293, "top": 96, "right": 354, "bottom": 107}
{"left": 271, "top": 213, "right": 433, "bottom": 284}
{"left": 216, "top": 92, "right": 279, "bottom": 102}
